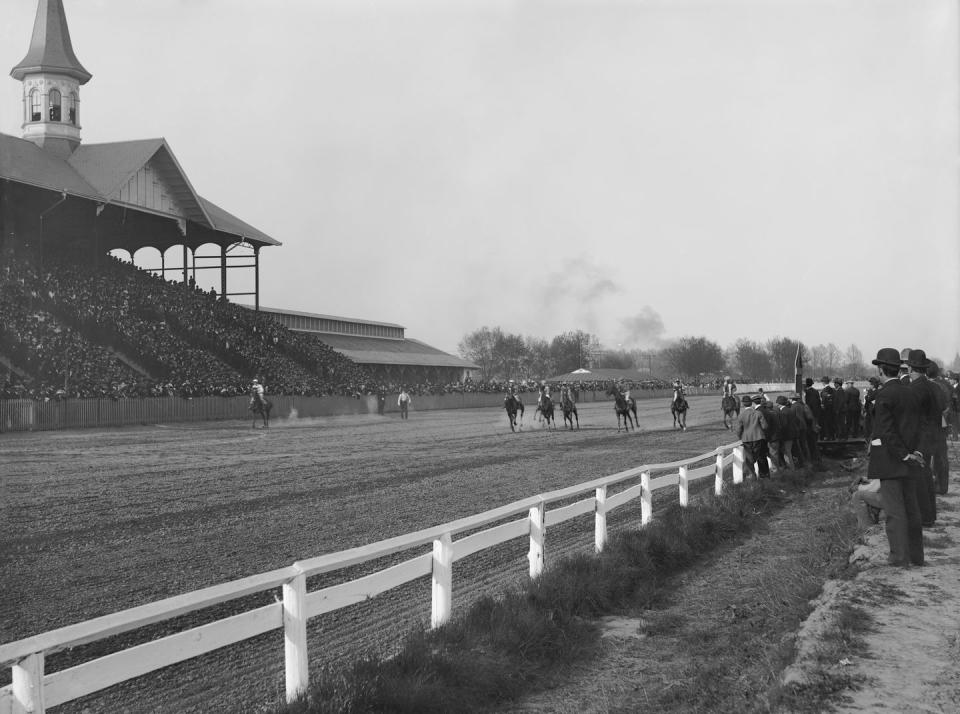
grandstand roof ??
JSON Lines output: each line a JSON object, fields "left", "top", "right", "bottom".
{"left": 0, "top": 132, "right": 279, "bottom": 246}
{"left": 315, "top": 334, "right": 478, "bottom": 368}
{"left": 547, "top": 367, "right": 651, "bottom": 382}
{"left": 256, "top": 305, "right": 404, "bottom": 330}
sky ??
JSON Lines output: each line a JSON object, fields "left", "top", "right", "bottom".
{"left": 2, "top": 0, "right": 959, "bottom": 363}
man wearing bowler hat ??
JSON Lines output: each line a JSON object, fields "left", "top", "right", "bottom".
{"left": 868, "top": 348, "right": 923, "bottom": 567}
{"left": 904, "top": 348, "right": 942, "bottom": 525}
{"left": 735, "top": 394, "right": 770, "bottom": 478}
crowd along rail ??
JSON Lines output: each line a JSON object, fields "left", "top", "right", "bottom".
{"left": 0, "top": 441, "right": 747, "bottom": 714}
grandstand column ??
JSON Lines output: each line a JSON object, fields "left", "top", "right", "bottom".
{"left": 182, "top": 244, "right": 188, "bottom": 286}
{"left": 254, "top": 245, "right": 260, "bottom": 310}
{"left": 221, "top": 243, "right": 227, "bottom": 301}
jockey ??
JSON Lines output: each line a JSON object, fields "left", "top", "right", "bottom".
{"left": 723, "top": 376, "right": 737, "bottom": 399}
{"left": 672, "top": 379, "right": 686, "bottom": 405}
{"left": 250, "top": 377, "right": 266, "bottom": 407}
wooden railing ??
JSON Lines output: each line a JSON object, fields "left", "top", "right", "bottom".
{"left": 0, "top": 442, "right": 746, "bottom": 714}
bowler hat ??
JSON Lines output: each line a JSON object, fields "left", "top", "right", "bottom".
{"left": 789, "top": 393, "right": 802, "bottom": 400}
{"left": 804, "top": 378, "right": 814, "bottom": 388}
{"left": 751, "top": 394, "right": 763, "bottom": 404}
{"left": 871, "top": 347, "right": 902, "bottom": 367}
{"left": 740, "top": 395, "right": 752, "bottom": 404}
{"left": 775, "top": 395, "right": 789, "bottom": 405}
{"left": 905, "top": 349, "right": 930, "bottom": 370}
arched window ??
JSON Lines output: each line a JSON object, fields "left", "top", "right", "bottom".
{"left": 68, "top": 93, "right": 78, "bottom": 125}
{"left": 29, "top": 90, "right": 41, "bottom": 122}
{"left": 49, "top": 89, "right": 61, "bottom": 121}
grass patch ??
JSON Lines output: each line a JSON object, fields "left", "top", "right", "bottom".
{"left": 771, "top": 603, "right": 872, "bottom": 713}
{"left": 924, "top": 533, "right": 955, "bottom": 549}
{"left": 276, "top": 469, "right": 840, "bottom": 714}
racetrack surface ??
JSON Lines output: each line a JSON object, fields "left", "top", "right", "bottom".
{"left": 1, "top": 394, "right": 740, "bottom": 713}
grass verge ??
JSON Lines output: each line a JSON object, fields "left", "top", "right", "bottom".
{"left": 277, "top": 468, "right": 843, "bottom": 714}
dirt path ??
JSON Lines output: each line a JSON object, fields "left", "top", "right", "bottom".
{"left": 785, "top": 451, "right": 960, "bottom": 713}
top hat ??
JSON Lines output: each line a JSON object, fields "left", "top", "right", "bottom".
{"left": 905, "top": 349, "right": 930, "bottom": 370}
{"left": 871, "top": 347, "right": 902, "bottom": 367}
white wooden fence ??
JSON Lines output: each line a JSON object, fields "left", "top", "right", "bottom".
{"left": 0, "top": 442, "right": 747, "bottom": 714}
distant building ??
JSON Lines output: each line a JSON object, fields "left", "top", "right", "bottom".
{"left": 253, "top": 306, "right": 478, "bottom": 385}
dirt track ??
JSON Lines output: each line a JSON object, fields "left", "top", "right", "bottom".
{"left": 1, "top": 394, "right": 740, "bottom": 713}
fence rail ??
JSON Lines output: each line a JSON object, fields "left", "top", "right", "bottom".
{"left": 0, "top": 387, "right": 728, "bottom": 433}
{"left": 0, "top": 441, "right": 746, "bottom": 714}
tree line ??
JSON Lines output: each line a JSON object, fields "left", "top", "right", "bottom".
{"left": 457, "top": 326, "right": 960, "bottom": 383}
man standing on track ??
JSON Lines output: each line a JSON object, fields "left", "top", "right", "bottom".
{"left": 398, "top": 387, "right": 412, "bottom": 419}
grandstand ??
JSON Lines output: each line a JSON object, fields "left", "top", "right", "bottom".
{"left": 0, "top": 0, "right": 473, "bottom": 401}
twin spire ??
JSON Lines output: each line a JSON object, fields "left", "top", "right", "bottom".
{"left": 9, "top": 0, "right": 91, "bottom": 157}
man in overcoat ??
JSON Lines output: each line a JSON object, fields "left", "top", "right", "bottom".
{"left": 735, "top": 394, "right": 769, "bottom": 478}
{"left": 904, "top": 349, "right": 941, "bottom": 525}
{"left": 867, "top": 348, "right": 923, "bottom": 567}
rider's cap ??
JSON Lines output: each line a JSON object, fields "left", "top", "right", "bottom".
{"left": 252, "top": 378, "right": 259, "bottom": 383}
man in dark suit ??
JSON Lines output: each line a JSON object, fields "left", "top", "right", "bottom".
{"left": 867, "top": 348, "right": 923, "bottom": 567}
{"left": 819, "top": 377, "right": 837, "bottom": 440}
{"left": 773, "top": 395, "right": 800, "bottom": 469}
{"left": 803, "top": 377, "right": 822, "bottom": 463}
{"left": 735, "top": 394, "right": 769, "bottom": 478}
{"left": 904, "top": 349, "right": 942, "bottom": 525}
{"left": 843, "top": 379, "right": 861, "bottom": 438}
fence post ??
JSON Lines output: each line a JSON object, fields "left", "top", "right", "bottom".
{"left": 594, "top": 485, "right": 608, "bottom": 553}
{"left": 641, "top": 471, "right": 652, "bottom": 525}
{"left": 431, "top": 532, "right": 453, "bottom": 628}
{"left": 715, "top": 450, "right": 725, "bottom": 495}
{"left": 678, "top": 466, "right": 689, "bottom": 507}
{"left": 528, "top": 501, "right": 545, "bottom": 578}
{"left": 282, "top": 572, "right": 309, "bottom": 703}
{"left": 12, "top": 652, "right": 45, "bottom": 714}
{"left": 733, "top": 446, "right": 744, "bottom": 484}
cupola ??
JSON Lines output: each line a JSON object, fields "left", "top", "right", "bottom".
{"left": 10, "top": 0, "right": 92, "bottom": 159}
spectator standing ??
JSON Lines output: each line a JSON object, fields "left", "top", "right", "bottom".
{"left": 867, "top": 347, "right": 923, "bottom": 567}
{"left": 788, "top": 393, "right": 814, "bottom": 466}
{"left": 819, "top": 377, "right": 837, "bottom": 440}
{"left": 803, "top": 377, "right": 823, "bottom": 462}
{"left": 773, "top": 395, "right": 799, "bottom": 470}
{"left": 863, "top": 377, "right": 881, "bottom": 442}
{"left": 735, "top": 395, "right": 770, "bottom": 479}
{"left": 843, "top": 379, "right": 861, "bottom": 437}
{"left": 398, "top": 387, "right": 412, "bottom": 419}
{"left": 377, "top": 387, "right": 386, "bottom": 416}
{"left": 904, "top": 349, "right": 941, "bottom": 526}
{"left": 832, "top": 377, "right": 846, "bottom": 438}
{"left": 925, "top": 361, "right": 951, "bottom": 495}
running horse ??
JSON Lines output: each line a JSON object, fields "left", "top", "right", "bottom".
{"left": 250, "top": 396, "right": 272, "bottom": 428}
{"left": 504, "top": 392, "right": 525, "bottom": 432}
{"left": 560, "top": 390, "right": 579, "bottom": 430}
{"left": 607, "top": 387, "right": 636, "bottom": 432}
{"left": 721, "top": 395, "right": 740, "bottom": 430}
{"left": 539, "top": 394, "right": 556, "bottom": 429}
{"left": 671, "top": 395, "right": 688, "bottom": 431}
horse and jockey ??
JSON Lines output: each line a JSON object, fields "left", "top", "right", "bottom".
{"left": 559, "top": 382, "right": 579, "bottom": 430}
{"left": 721, "top": 376, "right": 740, "bottom": 429}
{"left": 535, "top": 382, "right": 556, "bottom": 429}
{"left": 249, "top": 377, "right": 272, "bottom": 428}
{"left": 607, "top": 383, "right": 637, "bottom": 432}
{"left": 504, "top": 386, "right": 525, "bottom": 432}
{"left": 671, "top": 378, "right": 688, "bottom": 431}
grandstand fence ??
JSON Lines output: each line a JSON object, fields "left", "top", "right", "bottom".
{"left": 0, "top": 442, "right": 747, "bottom": 713}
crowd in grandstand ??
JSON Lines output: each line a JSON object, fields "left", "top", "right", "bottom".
{"left": 0, "top": 251, "right": 370, "bottom": 400}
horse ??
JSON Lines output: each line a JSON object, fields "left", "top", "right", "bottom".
{"left": 504, "top": 393, "right": 525, "bottom": 432}
{"left": 250, "top": 397, "right": 272, "bottom": 428}
{"left": 560, "top": 391, "right": 579, "bottom": 430}
{"left": 539, "top": 394, "right": 556, "bottom": 429}
{"left": 721, "top": 394, "right": 740, "bottom": 430}
{"left": 607, "top": 387, "right": 636, "bottom": 432}
{"left": 671, "top": 396, "right": 688, "bottom": 431}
